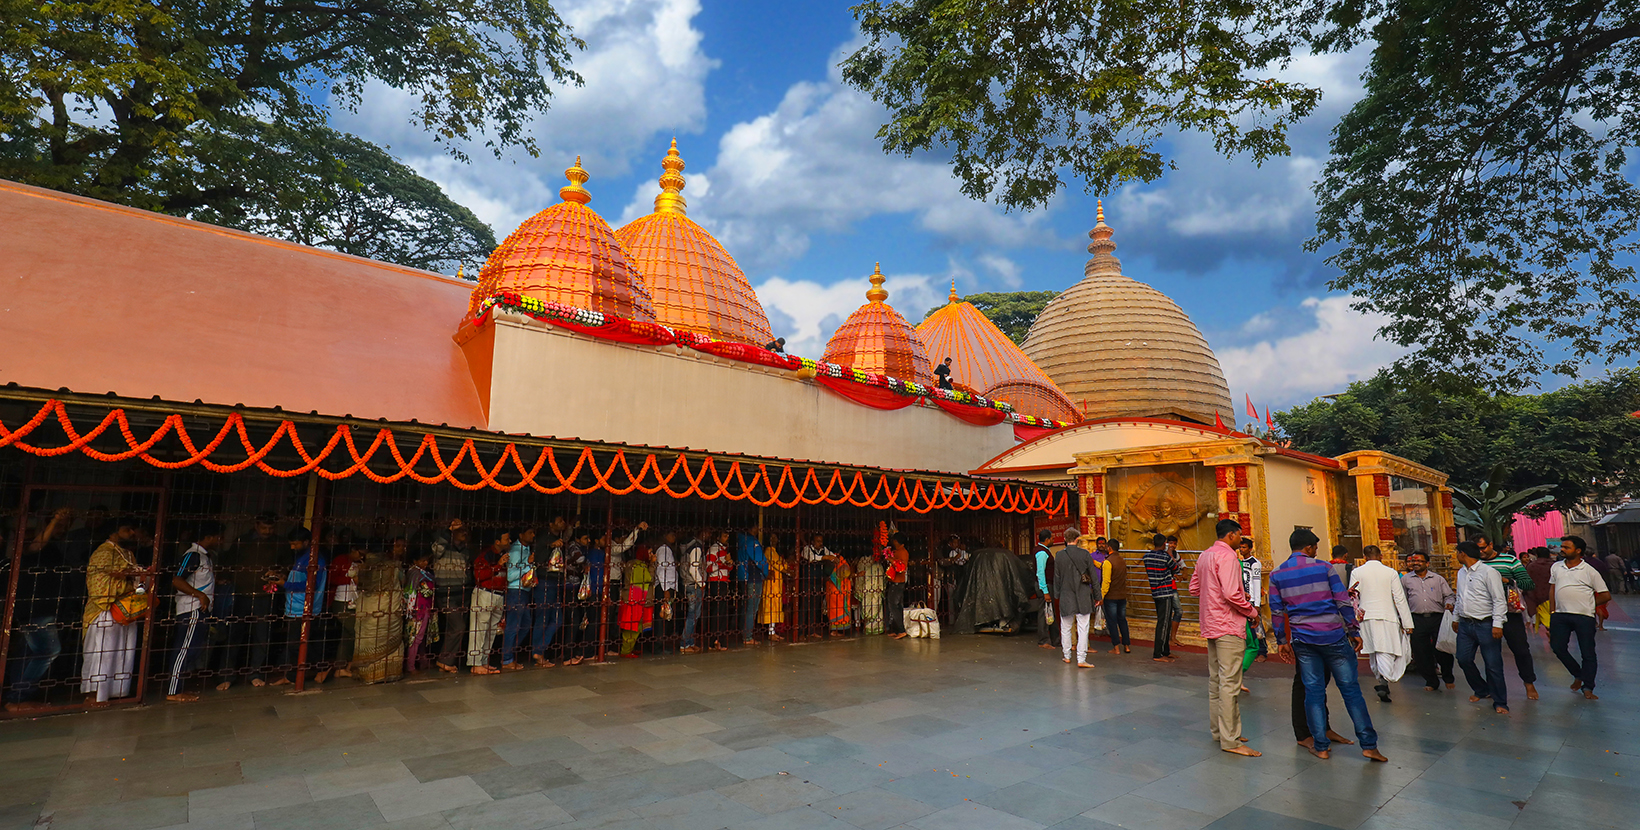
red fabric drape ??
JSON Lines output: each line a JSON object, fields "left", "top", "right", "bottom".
{"left": 691, "top": 339, "right": 802, "bottom": 370}
{"left": 1012, "top": 423, "right": 1057, "bottom": 442}
{"left": 547, "top": 315, "right": 680, "bottom": 347}
{"left": 931, "top": 396, "right": 1009, "bottom": 426}
{"left": 816, "top": 375, "right": 919, "bottom": 410}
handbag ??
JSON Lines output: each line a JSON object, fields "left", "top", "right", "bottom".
{"left": 110, "top": 589, "right": 150, "bottom": 625}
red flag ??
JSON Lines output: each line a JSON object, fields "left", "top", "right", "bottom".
{"left": 1266, "top": 407, "right": 1275, "bottom": 430}
{"left": 1245, "top": 394, "right": 1258, "bottom": 421}
{"left": 1214, "top": 411, "right": 1226, "bottom": 430}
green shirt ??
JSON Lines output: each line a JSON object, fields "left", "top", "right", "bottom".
{"left": 1483, "top": 551, "right": 1534, "bottom": 592}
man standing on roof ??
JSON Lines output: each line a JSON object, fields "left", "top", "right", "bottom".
{"left": 1191, "top": 519, "right": 1261, "bottom": 757}
{"left": 934, "top": 357, "right": 954, "bottom": 390}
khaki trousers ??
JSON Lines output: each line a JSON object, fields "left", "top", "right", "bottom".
{"left": 467, "top": 588, "right": 505, "bottom": 668}
{"left": 1206, "top": 634, "right": 1247, "bottom": 750}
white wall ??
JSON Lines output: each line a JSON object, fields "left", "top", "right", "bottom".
{"left": 481, "top": 315, "right": 1016, "bottom": 473}
{"left": 1263, "top": 456, "right": 1333, "bottom": 553}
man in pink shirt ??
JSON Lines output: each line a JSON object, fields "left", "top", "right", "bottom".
{"left": 1189, "top": 518, "right": 1261, "bottom": 757}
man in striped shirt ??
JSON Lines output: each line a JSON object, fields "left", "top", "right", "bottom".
{"left": 1270, "top": 528, "right": 1387, "bottom": 762}
{"left": 1477, "top": 534, "right": 1538, "bottom": 701}
{"left": 1143, "top": 533, "right": 1182, "bottom": 662}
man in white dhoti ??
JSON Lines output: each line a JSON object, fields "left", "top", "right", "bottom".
{"left": 81, "top": 517, "right": 146, "bottom": 706}
{"left": 1348, "top": 546, "right": 1413, "bottom": 703}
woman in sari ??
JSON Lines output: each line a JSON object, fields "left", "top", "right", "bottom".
{"left": 619, "top": 545, "right": 654, "bottom": 658}
{"left": 854, "top": 554, "right": 886, "bottom": 635}
{"left": 759, "top": 538, "right": 786, "bottom": 641}
{"left": 827, "top": 553, "right": 854, "bottom": 636}
{"left": 351, "top": 542, "right": 406, "bottom": 684}
{"left": 404, "top": 551, "right": 436, "bottom": 674}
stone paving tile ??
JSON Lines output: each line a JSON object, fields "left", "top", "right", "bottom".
{"left": 368, "top": 776, "right": 492, "bottom": 823}
{"left": 188, "top": 778, "right": 313, "bottom": 821}
{"left": 1201, "top": 805, "right": 1342, "bottom": 830}
{"left": 441, "top": 792, "right": 573, "bottom": 830}
{"left": 468, "top": 760, "right": 583, "bottom": 800}
{"left": 717, "top": 775, "right": 834, "bottom": 814}
{"left": 401, "top": 748, "right": 508, "bottom": 783}
{"left": 45, "top": 795, "right": 191, "bottom": 830}
{"left": 306, "top": 761, "right": 420, "bottom": 802}
{"left": 249, "top": 792, "right": 385, "bottom": 830}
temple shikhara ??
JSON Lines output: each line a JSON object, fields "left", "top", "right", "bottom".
{"left": 0, "top": 144, "right": 1455, "bottom": 712}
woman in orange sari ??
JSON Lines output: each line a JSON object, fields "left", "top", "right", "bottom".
{"left": 826, "top": 553, "right": 854, "bottom": 636}
{"left": 618, "top": 546, "right": 654, "bottom": 658}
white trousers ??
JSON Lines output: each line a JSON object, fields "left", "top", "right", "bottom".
{"left": 467, "top": 588, "right": 505, "bottom": 667}
{"left": 81, "top": 610, "right": 138, "bottom": 702}
{"left": 1061, "top": 613, "right": 1092, "bottom": 663}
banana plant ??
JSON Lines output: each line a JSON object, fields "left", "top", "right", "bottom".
{"left": 1451, "top": 464, "right": 1555, "bottom": 550}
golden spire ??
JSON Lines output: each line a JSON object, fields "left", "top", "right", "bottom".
{"left": 948, "top": 279, "right": 959, "bottom": 304}
{"left": 560, "top": 155, "right": 591, "bottom": 205}
{"left": 866, "top": 262, "right": 889, "bottom": 303}
{"left": 1086, "top": 198, "right": 1120, "bottom": 276}
{"left": 1096, "top": 199, "right": 1105, "bottom": 224}
{"left": 653, "top": 138, "right": 688, "bottom": 215}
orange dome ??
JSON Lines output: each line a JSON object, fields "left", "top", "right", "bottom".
{"left": 917, "top": 282, "right": 1080, "bottom": 422}
{"left": 823, "top": 264, "right": 934, "bottom": 385}
{"left": 471, "top": 157, "right": 655, "bottom": 321}
{"left": 615, "top": 140, "right": 773, "bottom": 345}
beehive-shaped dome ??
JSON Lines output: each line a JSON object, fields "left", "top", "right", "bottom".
{"left": 615, "top": 140, "right": 773, "bottom": 346}
{"left": 471, "top": 157, "right": 655, "bottom": 321}
{"left": 918, "top": 282, "right": 1080, "bottom": 422}
{"left": 1022, "top": 203, "right": 1233, "bottom": 425}
{"left": 823, "top": 264, "right": 934, "bottom": 385}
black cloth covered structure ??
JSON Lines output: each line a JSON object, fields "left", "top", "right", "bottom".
{"left": 948, "top": 547, "right": 1036, "bottom": 635}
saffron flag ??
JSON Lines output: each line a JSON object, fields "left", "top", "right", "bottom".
{"left": 1245, "top": 394, "right": 1258, "bottom": 421}
{"left": 1214, "top": 411, "right": 1226, "bottom": 430}
{"left": 1266, "top": 407, "right": 1275, "bottom": 430}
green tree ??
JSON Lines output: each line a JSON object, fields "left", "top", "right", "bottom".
{"left": 179, "top": 119, "right": 496, "bottom": 273}
{"left": 926, "top": 290, "right": 1059, "bottom": 344}
{"left": 1277, "top": 368, "right": 1640, "bottom": 511}
{"left": 0, "top": 0, "right": 580, "bottom": 213}
{"left": 843, "top": 1, "right": 1640, "bottom": 388}
{"left": 842, "top": 0, "right": 1322, "bottom": 210}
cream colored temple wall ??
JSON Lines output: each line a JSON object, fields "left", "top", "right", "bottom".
{"left": 480, "top": 315, "right": 1016, "bottom": 473}
{"left": 1262, "top": 456, "right": 1334, "bottom": 554}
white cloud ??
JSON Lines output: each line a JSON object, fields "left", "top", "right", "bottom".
{"left": 977, "top": 254, "right": 1023, "bottom": 288}
{"left": 1218, "top": 295, "right": 1406, "bottom": 408}
{"left": 756, "top": 269, "right": 943, "bottom": 358}
{"left": 665, "top": 44, "right": 1062, "bottom": 271}
{"left": 332, "top": 0, "right": 715, "bottom": 236}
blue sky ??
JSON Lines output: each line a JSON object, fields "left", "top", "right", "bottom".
{"left": 332, "top": 0, "right": 1405, "bottom": 413}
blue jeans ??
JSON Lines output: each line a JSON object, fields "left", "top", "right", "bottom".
{"left": 1456, "top": 617, "right": 1507, "bottom": 707}
{"left": 532, "top": 576, "right": 563, "bottom": 659}
{"left": 681, "top": 585, "right": 704, "bottom": 648}
{"left": 1294, "top": 639, "right": 1377, "bottom": 753}
{"left": 742, "top": 578, "right": 763, "bottom": 641}
{"left": 5, "top": 614, "right": 61, "bottom": 703}
{"left": 502, "top": 588, "right": 533, "bottom": 665}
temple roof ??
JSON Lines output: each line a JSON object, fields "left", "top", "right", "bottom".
{"left": 1021, "top": 203, "right": 1233, "bottom": 425}
{"left": 0, "top": 179, "right": 486, "bottom": 428}
{"left": 917, "top": 282, "right": 1080, "bottom": 422}
{"left": 471, "top": 158, "right": 655, "bottom": 321}
{"left": 615, "top": 140, "right": 774, "bottom": 345}
{"left": 823, "top": 264, "right": 934, "bottom": 385}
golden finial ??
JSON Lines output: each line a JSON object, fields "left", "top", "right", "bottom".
{"left": 654, "top": 138, "right": 688, "bottom": 215}
{"left": 948, "top": 279, "right": 959, "bottom": 304}
{"left": 457, "top": 265, "right": 464, "bottom": 280}
{"left": 1096, "top": 199, "right": 1105, "bottom": 224}
{"left": 866, "top": 262, "right": 889, "bottom": 303}
{"left": 560, "top": 155, "right": 591, "bottom": 205}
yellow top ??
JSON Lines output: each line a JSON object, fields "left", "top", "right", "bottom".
{"left": 823, "top": 264, "right": 933, "bottom": 384}
{"left": 560, "top": 155, "right": 591, "bottom": 205}
{"left": 866, "top": 263, "right": 889, "bottom": 303}
{"left": 654, "top": 139, "right": 687, "bottom": 215}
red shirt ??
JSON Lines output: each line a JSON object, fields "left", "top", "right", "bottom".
{"left": 473, "top": 548, "right": 507, "bottom": 592}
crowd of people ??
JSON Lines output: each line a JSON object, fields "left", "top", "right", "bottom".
{"left": 3, "top": 510, "right": 941, "bottom": 711}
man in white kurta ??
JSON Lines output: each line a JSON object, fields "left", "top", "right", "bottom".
{"left": 1348, "top": 546, "right": 1414, "bottom": 702}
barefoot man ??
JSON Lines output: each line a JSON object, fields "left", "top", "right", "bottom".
{"left": 1189, "top": 519, "right": 1262, "bottom": 757}
{"left": 1270, "top": 529, "right": 1388, "bottom": 762}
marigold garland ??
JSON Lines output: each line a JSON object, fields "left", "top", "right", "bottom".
{"left": 0, "top": 399, "right": 1070, "bottom": 515}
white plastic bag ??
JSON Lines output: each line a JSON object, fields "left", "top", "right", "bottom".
{"left": 1435, "top": 610, "right": 1457, "bottom": 655}
{"left": 903, "top": 607, "right": 940, "bottom": 639}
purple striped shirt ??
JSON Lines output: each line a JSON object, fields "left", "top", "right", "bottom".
{"left": 1268, "top": 551, "right": 1356, "bottom": 646}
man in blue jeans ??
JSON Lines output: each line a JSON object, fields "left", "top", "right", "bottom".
{"left": 679, "top": 531, "right": 707, "bottom": 654}
{"left": 1453, "top": 541, "right": 1510, "bottom": 714}
{"left": 1269, "top": 528, "right": 1387, "bottom": 762}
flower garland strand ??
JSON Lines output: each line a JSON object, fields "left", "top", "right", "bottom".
{"left": 0, "top": 399, "right": 1070, "bottom": 515}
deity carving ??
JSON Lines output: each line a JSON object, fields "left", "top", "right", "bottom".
{"left": 1120, "top": 472, "right": 1213, "bottom": 544}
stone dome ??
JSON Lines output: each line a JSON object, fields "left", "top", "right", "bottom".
{"left": 917, "top": 281, "right": 1080, "bottom": 422}
{"left": 471, "top": 157, "right": 656, "bottom": 321}
{"left": 616, "top": 140, "right": 774, "bottom": 345}
{"left": 823, "top": 264, "right": 934, "bottom": 385}
{"left": 1021, "top": 203, "right": 1233, "bottom": 425}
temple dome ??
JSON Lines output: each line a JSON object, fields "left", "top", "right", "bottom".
{"left": 1021, "top": 203, "right": 1233, "bottom": 425}
{"left": 615, "top": 140, "right": 773, "bottom": 345}
{"left": 823, "top": 264, "right": 934, "bottom": 385}
{"left": 917, "top": 282, "right": 1080, "bottom": 422}
{"left": 471, "top": 157, "right": 656, "bottom": 321}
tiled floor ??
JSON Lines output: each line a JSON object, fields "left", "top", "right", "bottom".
{"left": 6, "top": 597, "right": 1639, "bottom": 830}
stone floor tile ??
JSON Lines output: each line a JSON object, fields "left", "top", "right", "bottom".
{"left": 1202, "top": 805, "right": 1343, "bottom": 830}
{"left": 1245, "top": 782, "right": 1378, "bottom": 830}
{"left": 468, "top": 760, "right": 582, "bottom": 800}
{"left": 401, "top": 748, "right": 508, "bottom": 784}
{"left": 441, "top": 792, "right": 573, "bottom": 830}
{"left": 305, "top": 761, "right": 420, "bottom": 802}
{"left": 1080, "top": 794, "right": 1217, "bottom": 830}
{"left": 1355, "top": 796, "right": 1510, "bottom": 830}
{"left": 635, "top": 735, "right": 735, "bottom": 765}
{"left": 906, "top": 802, "right": 1045, "bottom": 830}
{"left": 632, "top": 790, "right": 761, "bottom": 830}
{"left": 369, "top": 777, "right": 492, "bottom": 823}
{"left": 718, "top": 775, "right": 834, "bottom": 814}
{"left": 729, "top": 806, "right": 858, "bottom": 830}
{"left": 712, "top": 746, "right": 809, "bottom": 780}
{"left": 189, "top": 778, "right": 313, "bottom": 821}
{"left": 808, "top": 787, "right": 936, "bottom": 830}
{"left": 249, "top": 792, "right": 385, "bottom": 830}
{"left": 877, "top": 769, "right": 998, "bottom": 809}
{"left": 49, "top": 794, "right": 190, "bottom": 830}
